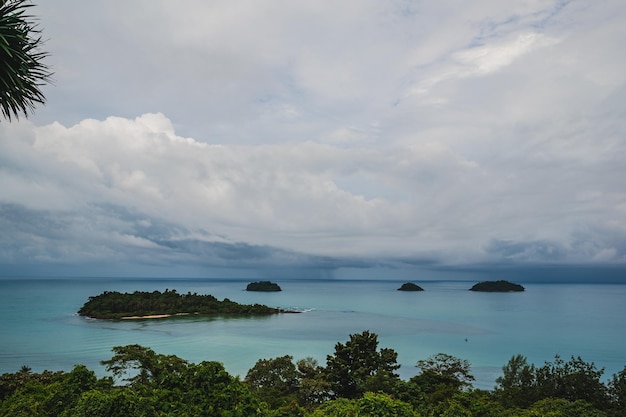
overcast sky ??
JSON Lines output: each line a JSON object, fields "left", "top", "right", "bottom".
{"left": 1, "top": 0, "right": 625, "bottom": 279}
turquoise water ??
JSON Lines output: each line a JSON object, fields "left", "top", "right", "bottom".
{"left": 1, "top": 277, "right": 625, "bottom": 389}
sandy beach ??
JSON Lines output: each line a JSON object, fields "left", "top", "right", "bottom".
{"left": 121, "top": 313, "right": 191, "bottom": 320}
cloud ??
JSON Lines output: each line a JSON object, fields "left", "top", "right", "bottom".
{"left": 0, "top": 201, "right": 334, "bottom": 270}
{"left": 2, "top": 107, "right": 626, "bottom": 272}
{"left": 408, "top": 32, "right": 560, "bottom": 98}
{"left": 1, "top": 1, "right": 626, "bottom": 276}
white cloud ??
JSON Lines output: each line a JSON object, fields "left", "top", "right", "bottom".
{"left": 408, "top": 32, "right": 559, "bottom": 98}
{"left": 457, "top": 32, "right": 559, "bottom": 76}
{"left": 2, "top": 105, "right": 626, "bottom": 266}
{"left": 2, "top": 0, "right": 625, "bottom": 271}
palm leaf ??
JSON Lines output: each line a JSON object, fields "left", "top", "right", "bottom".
{"left": 0, "top": 0, "right": 52, "bottom": 121}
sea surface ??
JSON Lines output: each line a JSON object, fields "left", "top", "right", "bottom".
{"left": 1, "top": 277, "right": 625, "bottom": 389}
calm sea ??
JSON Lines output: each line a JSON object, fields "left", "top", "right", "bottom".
{"left": 1, "top": 277, "right": 625, "bottom": 389}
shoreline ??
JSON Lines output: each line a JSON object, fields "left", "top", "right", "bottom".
{"left": 93, "top": 308, "right": 303, "bottom": 320}
{"left": 121, "top": 312, "right": 192, "bottom": 320}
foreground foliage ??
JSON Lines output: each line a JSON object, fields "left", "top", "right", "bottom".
{"left": 2, "top": 331, "right": 625, "bottom": 416}
{"left": 78, "top": 289, "right": 281, "bottom": 319}
{"left": 0, "top": 0, "right": 52, "bottom": 121}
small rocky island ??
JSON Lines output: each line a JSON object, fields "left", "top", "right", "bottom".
{"left": 78, "top": 290, "right": 281, "bottom": 319}
{"left": 246, "top": 281, "right": 282, "bottom": 292}
{"left": 469, "top": 280, "right": 525, "bottom": 292}
{"left": 397, "top": 282, "right": 424, "bottom": 291}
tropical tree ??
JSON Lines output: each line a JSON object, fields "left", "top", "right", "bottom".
{"left": 410, "top": 353, "right": 475, "bottom": 407}
{"left": 524, "top": 397, "right": 608, "bottom": 417}
{"left": 295, "top": 357, "right": 331, "bottom": 407}
{"left": 99, "top": 344, "right": 188, "bottom": 388}
{"left": 415, "top": 353, "right": 474, "bottom": 386}
{"left": 0, "top": 367, "right": 63, "bottom": 402}
{"left": 608, "top": 365, "right": 626, "bottom": 416}
{"left": 413, "top": 353, "right": 474, "bottom": 391}
{"left": 494, "top": 354, "right": 538, "bottom": 408}
{"left": 183, "top": 360, "right": 264, "bottom": 417}
{"left": 310, "top": 392, "right": 417, "bottom": 417}
{"left": 100, "top": 345, "right": 266, "bottom": 416}
{"left": 324, "top": 330, "right": 400, "bottom": 399}
{"left": 0, "top": 365, "right": 100, "bottom": 417}
{"left": 245, "top": 355, "right": 332, "bottom": 410}
{"left": 70, "top": 389, "right": 158, "bottom": 417}
{"left": 245, "top": 355, "right": 301, "bottom": 408}
{"left": 449, "top": 390, "right": 506, "bottom": 417}
{"left": 0, "top": 0, "right": 52, "bottom": 121}
{"left": 534, "top": 355, "right": 609, "bottom": 410}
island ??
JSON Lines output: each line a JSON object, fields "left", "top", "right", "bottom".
{"left": 246, "top": 281, "right": 282, "bottom": 292}
{"left": 469, "top": 280, "right": 525, "bottom": 292}
{"left": 397, "top": 282, "right": 424, "bottom": 291}
{"left": 78, "top": 290, "right": 282, "bottom": 320}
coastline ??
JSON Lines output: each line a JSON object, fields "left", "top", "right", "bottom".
{"left": 119, "top": 308, "right": 301, "bottom": 319}
{"left": 121, "top": 312, "right": 192, "bottom": 320}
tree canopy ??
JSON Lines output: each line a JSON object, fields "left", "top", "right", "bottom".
{"left": 324, "top": 330, "right": 401, "bottom": 399}
{"left": 2, "top": 332, "right": 626, "bottom": 416}
{"left": 78, "top": 289, "right": 281, "bottom": 319}
{"left": 469, "top": 280, "right": 525, "bottom": 292}
{"left": 246, "top": 281, "right": 282, "bottom": 292}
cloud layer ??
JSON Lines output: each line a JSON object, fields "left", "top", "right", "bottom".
{"left": 1, "top": 0, "right": 625, "bottom": 276}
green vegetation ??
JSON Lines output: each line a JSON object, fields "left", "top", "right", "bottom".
{"left": 469, "top": 280, "right": 525, "bottom": 292}
{"left": 246, "top": 281, "right": 282, "bottom": 292}
{"left": 2, "top": 330, "right": 625, "bottom": 416}
{"left": 324, "top": 330, "right": 400, "bottom": 399}
{"left": 398, "top": 282, "right": 424, "bottom": 291}
{"left": 77, "top": 289, "right": 281, "bottom": 319}
{"left": 1, "top": 0, "right": 52, "bottom": 121}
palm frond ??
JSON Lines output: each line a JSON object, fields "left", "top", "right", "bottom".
{"left": 0, "top": 0, "right": 52, "bottom": 121}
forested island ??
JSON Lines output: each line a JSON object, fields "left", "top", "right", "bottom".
{"left": 1, "top": 330, "right": 625, "bottom": 417}
{"left": 398, "top": 282, "right": 424, "bottom": 291}
{"left": 469, "top": 280, "right": 525, "bottom": 292}
{"left": 246, "top": 281, "right": 282, "bottom": 291}
{"left": 77, "top": 290, "right": 281, "bottom": 319}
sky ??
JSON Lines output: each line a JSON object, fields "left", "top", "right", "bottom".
{"left": 1, "top": 0, "right": 625, "bottom": 280}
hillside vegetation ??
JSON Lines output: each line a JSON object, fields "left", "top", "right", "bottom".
{"left": 1, "top": 331, "right": 625, "bottom": 416}
{"left": 469, "top": 280, "right": 525, "bottom": 292}
{"left": 78, "top": 290, "right": 280, "bottom": 319}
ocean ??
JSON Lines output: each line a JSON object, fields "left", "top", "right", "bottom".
{"left": 1, "top": 277, "right": 625, "bottom": 390}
